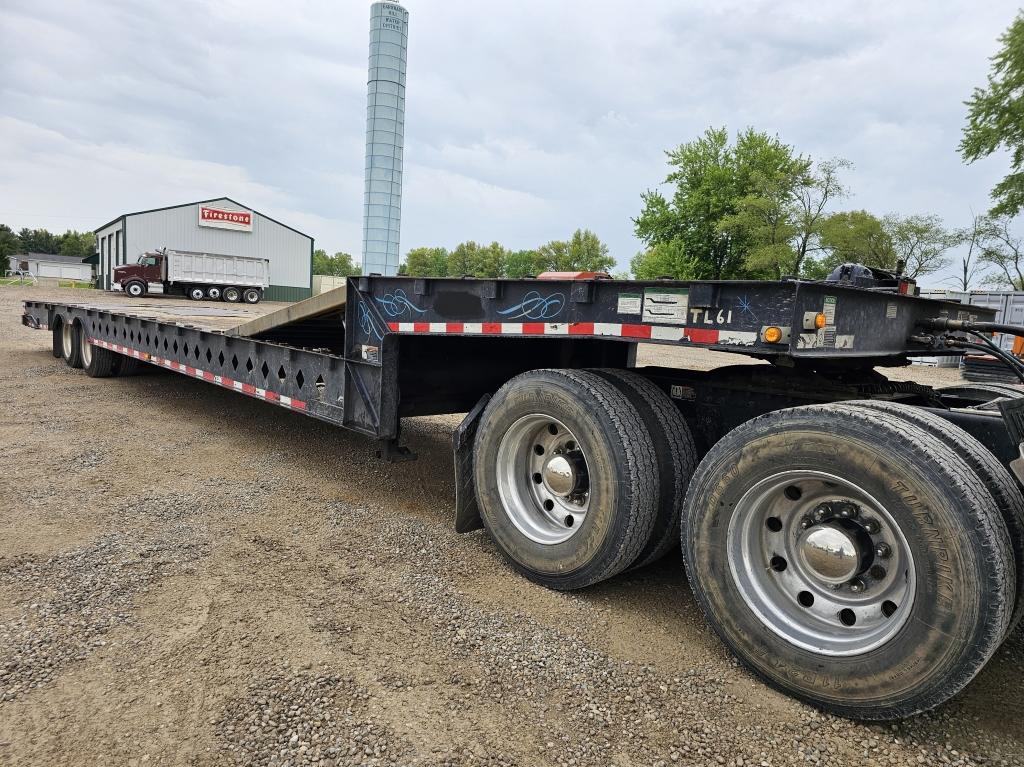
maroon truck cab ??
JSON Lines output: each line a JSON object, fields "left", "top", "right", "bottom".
{"left": 113, "top": 253, "right": 164, "bottom": 297}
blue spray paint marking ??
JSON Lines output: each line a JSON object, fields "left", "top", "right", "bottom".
{"left": 375, "top": 289, "right": 427, "bottom": 317}
{"left": 737, "top": 295, "right": 758, "bottom": 322}
{"left": 359, "top": 302, "right": 384, "bottom": 341}
{"left": 497, "top": 291, "right": 566, "bottom": 320}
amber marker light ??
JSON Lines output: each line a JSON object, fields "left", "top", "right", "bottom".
{"left": 763, "top": 326, "right": 784, "bottom": 344}
{"left": 815, "top": 313, "right": 828, "bottom": 329}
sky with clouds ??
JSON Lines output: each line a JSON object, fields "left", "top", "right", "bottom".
{"left": 1, "top": 0, "right": 1020, "bottom": 286}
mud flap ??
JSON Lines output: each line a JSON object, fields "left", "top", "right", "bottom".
{"left": 453, "top": 394, "right": 491, "bottom": 533}
{"left": 999, "top": 398, "right": 1024, "bottom": 485}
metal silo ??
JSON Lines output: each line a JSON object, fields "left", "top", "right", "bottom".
{"left": 362, "top": 0, "right": 409, "bottom": 276}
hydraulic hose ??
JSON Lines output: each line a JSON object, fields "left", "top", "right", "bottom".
{"left": 942, "top": 338, "right": 1024, "bottom": 384}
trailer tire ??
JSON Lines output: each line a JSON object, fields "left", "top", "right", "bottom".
{"left": 474, "top": 369, "right": 659, "bottom": 590}
{"left": 682, "top": 403, "right": 1014, "bottom": 720}
{"left": 51, "top": 317, "right": 63, "bottom": 358}
{"left": 242, "top": 288, "right": 262, "bottom": 304}
{"left": 61, "top": 319, "right": 83, "bottom": 369}
{"left": 848, "top": 399, "right": 1024, "bottom": 638}
{"left": 590, "top": 369, "right": 697, "bottom": 569}
{"left": 125, "top": 280, "right": 146, "bottom": 298}
{"left": 80, "top": 324, "right": 117, "bottom": 378}
{"left": 223, "top": 287, "right": 241, "bottom": 303}
{"left": 188, "top": 286, "right": 206, "bottom": 301}
{"left": 113, "top": 352, "right": 143, "bottom": 376}
{"left": 206, "top": 286, "right": 222, "bottom": 300}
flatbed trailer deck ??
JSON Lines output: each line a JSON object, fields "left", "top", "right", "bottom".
{"left": 20, "top": 273, "right": 1024, "bottom": 721}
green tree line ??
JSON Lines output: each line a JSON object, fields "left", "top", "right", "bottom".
{"left": 0, "top": 225, "right": 96, "bottom": 261}
{"left": 630, "top": 127, "right": 968, "bottom": 283}
{"left": 400, "top": 228, "right": 616, "bottom": 279}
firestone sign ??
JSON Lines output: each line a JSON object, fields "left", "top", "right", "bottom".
{"left": 198, "top": 205, "right": 253, "bottom": 232}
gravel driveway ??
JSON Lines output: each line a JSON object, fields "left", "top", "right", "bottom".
{"left": 0, "top": 285, "right": 1021, "bottom": 766}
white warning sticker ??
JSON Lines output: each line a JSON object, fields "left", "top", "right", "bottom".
{"left": 643, "top": 288, "right": 689, "bottom": 325}
{"left": 617, "top": 292, "right": 642, "bottom": 315}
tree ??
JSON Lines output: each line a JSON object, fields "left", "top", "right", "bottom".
{"left": 312, "top": 249, "right": 361, "bottom": 276}
{"left": 17, "top": 227, "right": 60, "bottom": 254}
{"left": 882, "top": 213, "right": 955, "bottom": 279}
{"left": 946, "top": 213, "right": 993, "bottom": 290}
{"left": 630, "top": 240, "right": 698, "bottom": 280}
{"left": 403, "top": 247, "right": 449, "bottom": 277}
{"left": 59, "top": 230, "right": 96, "bottom": 260}
{"left": 566, "top": 228, "right": 615, "bottom": 272}
{"left": 960, "top": 12, "right": 1024, "bottom": 217}
{"left": 0, "top": 225, "right": 18, "bottom": 260}
{"left": 818, "top": 210, "right": 895, "bottom": 274}
{"left": 978, "top": 217, "right": 1024, "bottom": 289}
{"left": 791, "top": 159, "right": 852, "bottom": 275}
{"left": 439, "top": 241, "right": 509, "bottom": 277}
{"left": 634, "top": 127, "right": 811, "bottom": 279}
{"left": 504, "top": 249, "right": 543, "bottom": 278}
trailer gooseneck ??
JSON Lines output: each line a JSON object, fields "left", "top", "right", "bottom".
{"left": 21, "top": 270, "right": 1024, "bottom": 721}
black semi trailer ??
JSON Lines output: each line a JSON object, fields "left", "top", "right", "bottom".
{"left": 21, "top": 271, "right": 1024, "bottom": 721}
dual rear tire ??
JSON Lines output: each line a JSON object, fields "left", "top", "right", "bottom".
{"left": 473, "top": 371, "right": 1020, "bottom": 719}
{"left": 681, "top": 403, "right": 1017, "bottom": 720}
{"left": 473, "top": 369, "right": 696, "bottom": 590}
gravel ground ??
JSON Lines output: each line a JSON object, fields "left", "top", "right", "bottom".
{"left": 0, "top": 284, "right": 1022, "bottom": 766}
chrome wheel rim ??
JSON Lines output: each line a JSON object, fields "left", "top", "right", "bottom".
{"left": 208, "top": 288, "right": 221, "bottom": 299}
{"left": 128, "top": 283, "right": 142, "bottom": 296}
{"left": 61, "top": 323, "right": 73, "bottom": 358}
{"left": 80, "top": 327, "right": 92, "bottom": 367}
{"left": 495, "top": 414, "right": 590, "bottom": 545}
{"left": 727, "top": 470, "right": 915, "bottom": 656}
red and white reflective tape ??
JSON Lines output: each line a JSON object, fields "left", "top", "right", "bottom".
{"left": 88, "top": 338, "right": 308, "bottom": 412}
{"left": 386, "top": 321, "right": 758, "bottom": 346}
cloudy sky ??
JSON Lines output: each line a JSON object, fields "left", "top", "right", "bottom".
{"left": 1, "top": 0, "right": 1019, "bottom": 286}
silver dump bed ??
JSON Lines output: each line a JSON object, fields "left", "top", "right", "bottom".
{"left": 165, "top": 249, "right": 269, "bottom": 289}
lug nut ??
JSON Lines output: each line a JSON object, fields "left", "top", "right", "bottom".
{"left": 849, "top": 578, "right": 867, "bottom": 594}
{"left": 813, "top": 504, "right": 831, "bottom": 522}
{"left": 837, "top": 502, "right": 859, "bottom": 519}
{"left": 875, "top": 542, "right": 891, "bottom": 559}
{"left": 800, "top": 516, "right": 814, "bottom": 530}
{"left": 862, "top": 518, "right": 880, "bottom": 534}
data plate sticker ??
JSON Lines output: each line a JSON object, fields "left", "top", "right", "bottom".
{"left": 886, "top": 302, "right": 898, "bottom": 319}
{"left": 617, "top": 292, "right": 642, "bottom": 315}
{"left": 823, "top": 296, "right": 837, "bottom": 325}
{"left": 643, "top": 288, "right": 689, "bottom": 325}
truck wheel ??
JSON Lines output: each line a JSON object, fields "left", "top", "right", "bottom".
{"left": 188, "top": 287, "right": 206, "bottom": 301}
{"left": 242, "top": 288, "right": 262, "bottom": 304}
{"left": 591, "top": 369, "right": 697, "bottom": 569}
{"left": 80, "top": 325, "right": 117, "bottom": 378}
{"left": 682, "top": 403, "right": 1014, "bottom": 720}
{"left": 474, "top": 369, "right": 658, "bottom": 590}
{"left": 125, "top": 281, "right": 146, "bottom": 298}
{"left": 206, "top": 286, "right": 222, "bottom": 300}
{"left": 61, "top": 320, "right": 83, "bottom": 369}
{"left": 848, "top": 399, "right": 1024, "bottom": 638}
{"left": 223, "top": 287, "right": 241, "bottom": 303}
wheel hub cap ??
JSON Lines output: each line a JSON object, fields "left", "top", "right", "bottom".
{"left": 798, "top": 525, "right": 861, "bottom": 584}
{"left": 727, "top": 470, "right": 915, "bottom": 656}
{"left": 542, "top": 454, "right": 579, "bottom": 497}
{"left": 495, "top": 414, "right": 591, "bottom": 545}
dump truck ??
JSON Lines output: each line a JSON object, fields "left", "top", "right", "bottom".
{"left": 112, "top": 247, "right": 270, "bottom": 303}
{"left": 20, "top": 266, "right": 1024, "bottom": 721}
